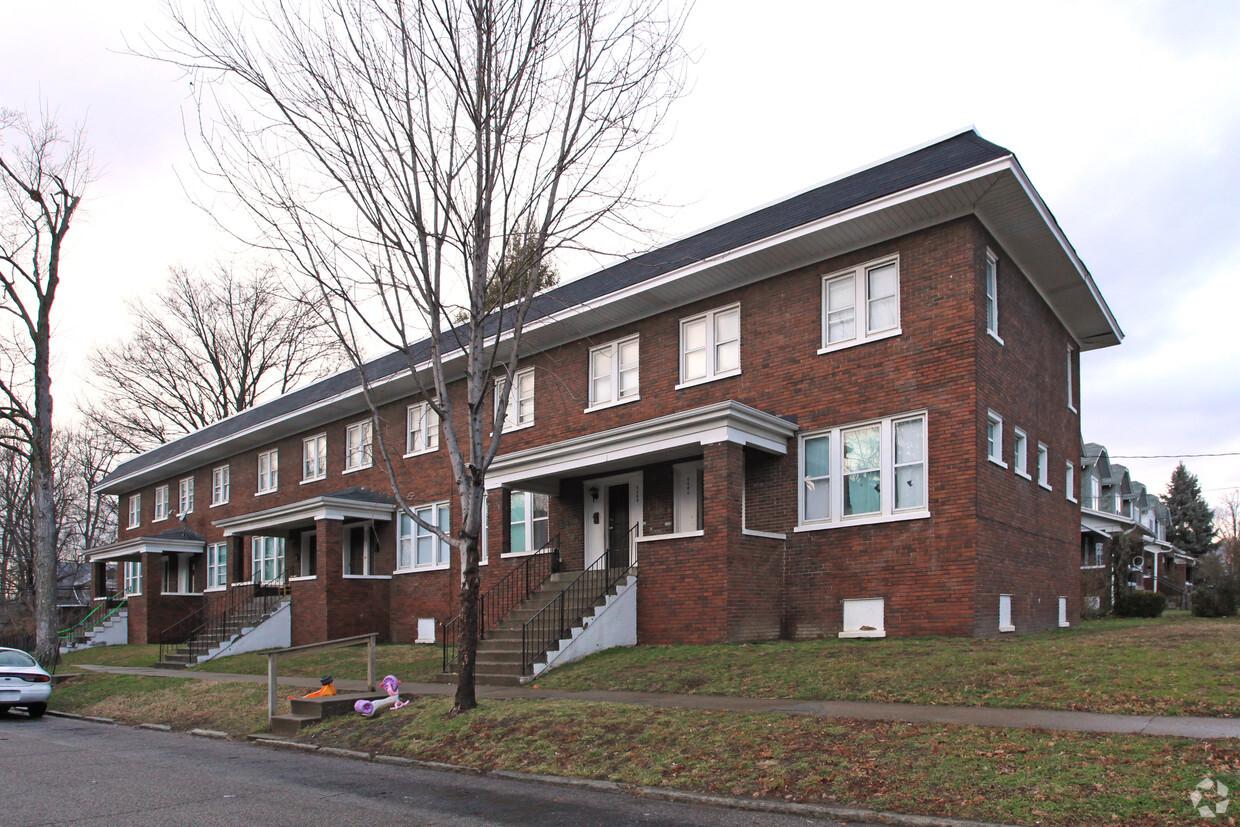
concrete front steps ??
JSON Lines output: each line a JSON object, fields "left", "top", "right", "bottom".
{"left": 60, "top": 609, "right": 129, "bottom": 654}
{"left": 156, "top": 600, "right": 288, "bottom": 669}
{"left": 440, "top": 568, "right": 631, "bottom": 686}
{"left": 270, "top": 691, "right": 386, "bottom": 736}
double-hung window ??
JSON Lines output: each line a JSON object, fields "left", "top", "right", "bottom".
{"left": 820, "top": 256, "right": 900, "bottom": 351}
{"left": 303, "top": 434, "right": 327, "bottom": 481}
{"left": 206, "top": 543, "right": 228, "bottom": 589}
{"left": 397, "top": 502, "right": 451, "bottom": 570}
{"left": 257, "top": 449, "right": 278, "bottom": 494}
{"left": 588, "top": 335, "right": 639, "bottom": 409}
{"left": 985, "top": 249, "right": 1001, "bottom": 342}
{"left": 128, "top": 494, "right": 141, "bottom": 528}
{"left": 1013, "top": 428, "right": 1029, "bottom": 478}
{"left": 986, "top": 411, "right": 1006, "bottom": 467}
{"left": 252, "top": 536, "right": 285, "bottom": 585}
{"left": 679, "top": 304, "right": 740, "bottom": 386}
{"left": 509, "top": 491, "right": 549, "bottom": 554}
{"left": 496, "top": 368, "right": 535, "bottom": 431}
{"left": 1067, "top": 344, "right": 1077, "bottom": 412}
{"left": 179, "top": 477, "right": 194, "bottom": 516}
{"left": 123, "top": 561, "right": 142, "bottom": 596}
{"left": 345, "top": 420, "right": 373, "bottom": 471}
{"left": 154, "top": 485, "right": 169, "bottom": 521}
{"left": 211, "top": 465, "right": 230, "bottom": 506}
{"left": 1037, "top": 443, "right": 1050, "bottom": 489}
{"left": 1082, "top": 541, "right": 1104, "bottom": 569}
{"left": 406, "top": 401, "right": 440, "bottom": 456}
{"left": 1066, "top": 462, "right": 1077, "bottom": 502}
{"left": 798, "top": 413, "right": 927, "bottom": 528}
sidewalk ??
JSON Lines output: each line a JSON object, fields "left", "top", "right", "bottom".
{"left": 73, "top": 664, "right": 1240, "bottom": 740}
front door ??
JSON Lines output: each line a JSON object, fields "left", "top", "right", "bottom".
{"left": 606, "top": 483, "right": 630, "bottom": 569}
{"left": 583, "top": 472, "right": 642, "bottom": 569}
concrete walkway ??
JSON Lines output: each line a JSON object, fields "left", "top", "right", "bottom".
{"left": 72, "top": 664, "right": 1240, "bottom": 740}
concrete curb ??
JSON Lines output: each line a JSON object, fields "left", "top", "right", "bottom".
{"left": 189, "top": 728, "right": 230, "bottom": 740}
{"left": 137, "top": 723, "right": 171, "bottom": 732}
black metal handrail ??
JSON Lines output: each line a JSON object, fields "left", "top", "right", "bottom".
{"left": 520, "top": 525, "right": 638, "bottom": 677}
{"left": 158, "top": 585, "right": 286, "bottom": 665}
{"left": 441, "top": 538, "right": 560, "bottom": 673}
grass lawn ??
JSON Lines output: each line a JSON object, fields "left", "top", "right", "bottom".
{"left": 535, "top": 614, "right": 1240, "bottom": 717}
{"left": 50, "top": 671, "right": 1240, "bottom": 826}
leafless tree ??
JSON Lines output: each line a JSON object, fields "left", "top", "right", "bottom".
{"left": 86, "top": 263, "right": 344, "bottom": 454}
{"left": 0, "top": 108, "right": 93, "bottom": 663}
{"left": 1215, "top": 490, "right": 1240, "bottom": 573}
{"left": 152, "top": 0, "right": 687, "bottom": 712}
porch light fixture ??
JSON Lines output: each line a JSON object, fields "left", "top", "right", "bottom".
{"left": 589, "top": 486, "right": 599, "bottom": 501}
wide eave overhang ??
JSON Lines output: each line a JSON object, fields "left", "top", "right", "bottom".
{"left": 100, "top": 151, "right": 1122, "bottom": 496}
{"left": 88, "top": 534, "right": 206, "bottom": 563}
{"left": 213, "top": 493, "right": 397, "bottom": 537}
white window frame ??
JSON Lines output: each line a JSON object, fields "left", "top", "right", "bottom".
{"left": 587, "top": 334, "right": 640, "bottom": 411}
{"left": 999, "top": 594, "right": 1014, "bottom": 633}
{"left": 128, "top": 494, "right": 141, "bottom": 528}
{"left": 153, "top": 485, "right": 169, "bottom": 522}
{"left": 819, "top": 255, "right": 901, "bottom": 353}
{"left": 178, "top": 477, "right": 194, "bottom": 516}
{"left": 796, "top": 412, "right": 929, "bottom": 530}
{"left": 344, "top": 420, "right": 373, "bottom": 472}
{"left": 1066, "top": 461, "right": 1077, "bottom": 503}
{"left": 405, "top": 401, "right": 440, "bottom": 457}
{"left": 206, "top": 542, "right": 228, "bottom": 590}
{"left": 840, "top": 597, "right": 886, "bottom": 639}
{"left": 1067, "top": 344, "right": 1077, "bottom": 412}
{"left": 1013, "top": 428, "right": 1029, "bottom": 479}
{"left": 303, "top": 433, "right": 327, "bottom": 482}
{"left": 257, "top": 449, "right": 279, "bottom": 494}
{"left": 397, "top": 502, "right": 451, "bottom": 571}
{"left": 1082, "top": 541, "right": 1105, "bottom": 569}
{"left": 211, "top": 465, "right": 230, "bottom": 506}
{"left": 1037, "top": 443, "right": 1050, "bottom": 490}
{"left": 251, "top": 536, "right": 285, "bottom": 585}
{"left": 678, "top": 304, "right": 741, "bottom": 388}
{"left": 123, "top": 561, "right": 142, "bottom": 596}
{"left": 342, "top": 522, "right": 375, "bottom": 577}
{"left": 508, "top": 490, "right": 550, "bottom": 555}
{"left": 986, "top": 411, "right": 1006, "bottom": 468}
{"left": 984, "top": 248, "right": 1002, "bottom": 344}
{"left": 496, "top": 368, "right": 535, "bottom": 432}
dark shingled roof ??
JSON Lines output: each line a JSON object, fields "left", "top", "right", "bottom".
{"left": 105, "top": 130, "right": 1011, "bottom": 486}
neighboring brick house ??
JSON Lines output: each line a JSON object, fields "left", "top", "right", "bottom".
{"left": 1079, "top": 443, "right": 1192, "bottom": 612}
{"left": 89, "top": 129, "right": 1122, "bottom": 653}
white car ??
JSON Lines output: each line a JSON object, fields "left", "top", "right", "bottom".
{"left": 0, "top": 647, "right": 51, "bottom": 718}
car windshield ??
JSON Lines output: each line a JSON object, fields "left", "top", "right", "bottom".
{"left": 0, "top": 650, "right": 37, "bottom": 667}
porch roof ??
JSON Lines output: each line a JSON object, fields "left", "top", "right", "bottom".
{"left": 486, "top": 400, "right": 797, "bottom": 493}
{"left": 87, "top": 527, "right": 206, "bottom": 562}
{"left": 213, "top": 487, "right": 397, "bottom": 537}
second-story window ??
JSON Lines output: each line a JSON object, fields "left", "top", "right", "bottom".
{"left": 128, "top": 493, "right": 141, "bottom": 528}
{"left": 257, "top": 449, "right": 279, "bottom": 494}
{"left": 588, "top": 335, "right": 639, "bottom": 409}
{"left": 496, "top": 368, "right": 535, "bottom": 431}
{"left": 820, "top": 256, "right": 900, "bottom": 351}
{"left": 406, "top": 401, "right": 440, "bottom": 456}
{"left": 985, "top": 249, "right": 1001, "bottom": 342}
{"left": 679, "top": 304, "right": 740, "bottom": 386}
{"left": 154, "top": 485, "right": 169, "bottom": 521}
{"left": 179, "top": 477, "right": 194, "bottom": 516}
{"left": 1037, "top": 443, "right": 1050, "bottom": 490}
{"left": 1013, "top": 428, "right": 1029, "bottom": 478}
{"left": 303, "top": 434, "right": 327, "bottom": 482}
{"left": 345, "top": 420, "right": 373, "bottom": 471}
{"left": 211, "top": 465, "right": 230, "bottom": 506}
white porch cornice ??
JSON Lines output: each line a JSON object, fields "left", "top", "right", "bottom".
{"left": 87, "top": 535, "right": 206, "bottom": 562}
{"left": 486, "top": 400, "right": 797, "bottom": 491}
{"left": 214, "top": 493, "right": 397, "bottom": 537}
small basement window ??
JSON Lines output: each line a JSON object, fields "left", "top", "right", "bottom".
{"left": 416, "top": 618, "right": 436, "bottom": 644}
{"left": 839, "top": 597, "right": 885, "bottom": 639}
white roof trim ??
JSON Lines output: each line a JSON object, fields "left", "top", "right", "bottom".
{"left": 485, "top": 400, "right": 796, "bottom": 490}
{"left": 88, "top": 535, "right": 205, "bottom": 562}
{"left": 214, "top": 494, "right": 397, "bottom": 537}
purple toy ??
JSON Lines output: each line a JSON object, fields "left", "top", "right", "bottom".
{"left": 354, "top": 674, "right": 410, "bottom": 717}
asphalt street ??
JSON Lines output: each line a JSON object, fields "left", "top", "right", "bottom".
{"left": 0, "top": 714, "right": 858, "bottom": 826}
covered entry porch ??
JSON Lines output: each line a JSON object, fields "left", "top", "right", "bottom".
{"left": 487, "top": 401, "right": 796, "bottom": 645}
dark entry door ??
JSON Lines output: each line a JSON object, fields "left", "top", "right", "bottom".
{"left": 606, "top": 483, "right": 630, "bottom": 569}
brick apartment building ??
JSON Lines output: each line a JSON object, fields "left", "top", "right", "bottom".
{"left": 89, "top": 128, "right": 1122, "bottom": 659}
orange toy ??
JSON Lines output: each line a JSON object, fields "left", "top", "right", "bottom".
{"left": 289, "top": 675, "right": 337, "bottom": 700}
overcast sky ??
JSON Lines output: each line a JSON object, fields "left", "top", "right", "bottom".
{"left": 2, "top": 0, "right": 1238, "bottom": 504}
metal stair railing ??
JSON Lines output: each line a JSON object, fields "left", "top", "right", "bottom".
{"left": 58, "top": 597, "right": 127, "bottom": 645}
{"left": 520, "top": 524, "right": 638, "bottom": 677}
{"left": 441, "top": 538, "right": 560, "bottom": 673}
{"left": 158, "top": 585, "right": 286, "bottom": 665}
